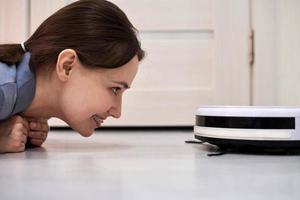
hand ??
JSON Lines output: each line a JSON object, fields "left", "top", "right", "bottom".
{"left": 26, "top": 118, "right": 49, "bottom": 147}
{"left": 0, "top": 115, "right": 28, "bottom": 153}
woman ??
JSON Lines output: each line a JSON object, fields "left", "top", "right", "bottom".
{"left": 0, "top": 0, "right": 145, "bottom": 153}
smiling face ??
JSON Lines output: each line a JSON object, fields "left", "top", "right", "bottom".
{"left": 56, "top": 49, "right": 139, "bottom": 136}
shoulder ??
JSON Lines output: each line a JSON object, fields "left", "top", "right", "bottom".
{"left": 0, "top": 53, "right": 34, "bottom": 120}
{"left": 0, "top": 82, "right": 17, "bottom": 120}
{"left": 0, "top": 61, "right": 17, "bottom": 120}
{"left": 0, "top": 61, "right": 17, "bottom": 85}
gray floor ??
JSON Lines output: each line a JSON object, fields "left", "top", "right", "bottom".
{"left": 0, "top": 129, "right": 300, "bottom": 200}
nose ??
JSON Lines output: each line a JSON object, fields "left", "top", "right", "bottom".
{"left": 108, "top": 98, "right": 122, "bottom": 119}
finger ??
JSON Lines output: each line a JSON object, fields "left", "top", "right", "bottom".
{"left": 30, "top": 139, "right": 44, "bottom": 147}
{"left": 25, "top": 117, "right": 48, "bottom": 131}
{"left": 14, "top": 123, "right": 28, "bottom": 136}
{"left": 22, "top": 118, "right": 29, "bottom": 130}
{"left": 28, "top": 131, "right": 47, "bottom": 140}
{"left": 11, "top": 132, "right": 27, "bottom": 145}
{"left": 13, "top": 115, "right": 29, "bottom": 129}
{"left": 19, "top": 143, "right": 25, "bottom": 152}
{"left": 21, "top": 135, "right": 27, "bottom": 144}
{"left": 19, "top": 130, "right": 27, "bottom": 142}
{"left": 22, "top": 127, "right": 28, "bottom": 137}
{"left": 30, "top": 122, "right": 49, "bottom": 132}
{"left": 12, "top": 143, "right": 25, "bottom": 152}
{"left": 26, "top": 117, "right": 48, "bottom": 123}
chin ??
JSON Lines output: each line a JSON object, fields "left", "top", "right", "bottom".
{"left": 70, "top": 124, "right": 94, "bottom": 137}
{"left": 76, "top": 127, "right": 94, "bottom": 137}
{"left": 63, "top": 118, "right": 95, "bottom": 137}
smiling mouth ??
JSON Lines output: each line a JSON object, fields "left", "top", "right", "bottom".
{"left": 92, "top": 115, "right": 104, "bottom": 127}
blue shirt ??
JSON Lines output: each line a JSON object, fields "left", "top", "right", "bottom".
{"left": 0, "top": 53, "right": 36, "bottom": 120}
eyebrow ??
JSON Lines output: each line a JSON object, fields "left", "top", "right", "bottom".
{"left": 112, "top": 81, "right": 130, "bottom": 89}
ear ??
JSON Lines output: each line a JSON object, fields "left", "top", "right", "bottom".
{"left": 56, "top": 49, "right": 78, "bottom": 82}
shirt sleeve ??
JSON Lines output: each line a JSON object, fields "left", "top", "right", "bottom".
{"left": 0, "top": 83, "right": 17, "bottom": 121}
{"left": 0, "top": 88, "right": 4, "bottom": 115}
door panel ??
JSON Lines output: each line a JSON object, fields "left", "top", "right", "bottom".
{"left": 0, "top": 0, "right": 28, "bottom": 43}
{"left": 112, "top": 0, "right": 213, "bottom": 30}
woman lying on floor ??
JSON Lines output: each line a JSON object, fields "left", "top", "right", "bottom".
{"left": 0, "top": 0, "right": 144, "bottom": 153}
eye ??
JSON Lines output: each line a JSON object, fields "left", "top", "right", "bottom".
{"left": 111, "top": 87, "right": 121, "bottom": 95}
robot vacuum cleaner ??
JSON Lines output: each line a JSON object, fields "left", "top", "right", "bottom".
{"left": 194, "top": 106, "right": 300, "bottom": 149}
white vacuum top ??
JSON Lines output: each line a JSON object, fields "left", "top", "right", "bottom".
{"left": 195, "top": 106, "right": 300, "bottom": 117}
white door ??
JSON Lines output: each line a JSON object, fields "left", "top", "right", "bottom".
{"left": 29, "top": 0, "right": 251, "bottom": 126}
{"left": 0, "top": 0, "right": 28, "bottom": 43}
{"left": 275, "top": 0, "right": 300, "bottom": 105}
{"left": 252, "top": 0, "right": 300, "bottom": 106}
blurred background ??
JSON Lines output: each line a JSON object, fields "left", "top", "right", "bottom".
{"left": 0, "top": 0, "right": 299, "bottom": 127}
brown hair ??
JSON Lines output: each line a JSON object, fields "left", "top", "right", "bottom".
{"left": 0, "top": 0, "right": 144, "bottom": 70}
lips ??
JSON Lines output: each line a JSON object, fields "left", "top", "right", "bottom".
{"left": 92, "top": 115, "right": 105, "bottom": 127}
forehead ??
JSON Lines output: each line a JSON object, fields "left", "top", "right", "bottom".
{"left": 98, "top": 55, "right": 139, "bottom": 81}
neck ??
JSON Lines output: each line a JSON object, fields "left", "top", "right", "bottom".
{"left": 21, "top": 70, "right": 63, "bottom": 120}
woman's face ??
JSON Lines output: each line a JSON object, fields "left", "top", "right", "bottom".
{"left": 57, "top": 51, "right": 139, "bottom": 136}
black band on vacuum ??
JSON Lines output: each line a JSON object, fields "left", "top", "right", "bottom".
{"left": 196, "top": 116, "right": 295, "bottom": 129}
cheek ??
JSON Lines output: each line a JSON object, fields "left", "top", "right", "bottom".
{"left": 60, "top": 84, "right": 112, "bottom": 121}
{"left": 59, "top": 87, "right": 113, "bottom": 137}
